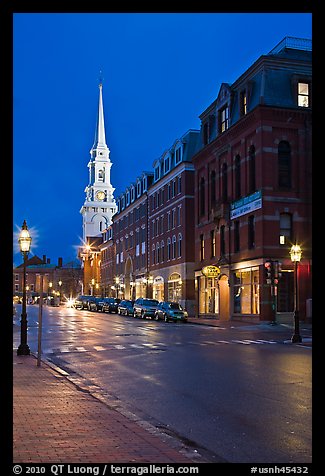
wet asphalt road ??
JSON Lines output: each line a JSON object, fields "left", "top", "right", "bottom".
{"left": 13, "top": 304, "right": 312, "bottom": 464}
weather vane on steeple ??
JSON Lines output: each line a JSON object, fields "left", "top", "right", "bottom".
{"left": 99, "top": 69, "right": 104, "bottom": 87}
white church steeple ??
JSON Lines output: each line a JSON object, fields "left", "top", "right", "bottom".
{"left": 80, "top": 79, "right": 117, "bottom": 242}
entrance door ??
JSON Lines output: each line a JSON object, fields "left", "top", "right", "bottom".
{"left": 219, "top": 275, "right": 230, "bottom": 320}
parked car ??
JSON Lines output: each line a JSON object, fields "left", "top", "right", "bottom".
{"left": 154, "top": 301, "right": 188, "bottom": 322}
{"left": 118, "top": 300, "right": 134, "bottom": 316}
{"left": 133, "top": 298, "right": 159, "bottom": 319}
{"left": 102, "top": 297, "right": 121, "bottom": 313}
{"left": 92, "top": 297, "right": 112, "bottom": 312}
{"left": 74, "top": 295, "right": 91, "bottom": 309}
{"left": 88, "top": 297, "right": 103, "bottom": 311}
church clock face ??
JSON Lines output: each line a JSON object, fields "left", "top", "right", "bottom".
{"left": 96, "top": 190, "right": 106, "bottom": 201}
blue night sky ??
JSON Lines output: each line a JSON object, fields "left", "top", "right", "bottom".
{"left": 13, "top": 12, "right": 312, "bottom": 266}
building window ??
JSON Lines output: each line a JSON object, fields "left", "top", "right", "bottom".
{"left": 209, "top": 170, "right": 216, "bottom": 208}
{"left": 234, "top": 220, "right": 240, "bottom": 253}
{"left": 248, "top": 145, "right": 256, "bottom": 194}
{"left": 233, "top": 267, "right": 260, "bottom": 315}
{"left": 234, "top": 155, "right": 241, "bottom": 200}
{"left": 219, "top": 105, "right": 229, "bottom": 133}
{"left": 298, "top": 82, "right": 309, "bottom": 107}
{"left": 210, "top": 229, "right": 216, "bottom": 258}
{"left": 203, "top": 122, "right": 209, "bottom": 146}
{"left": 200, "top": 177, "right": 205, "bottom": 216}
{"left": 177, "top": 175, "right": 182, "bottom": 194}
{"left": 279, "top": 213, "right": 292, "bottom": 245}
{"left": 172, "top": 235, "right": 176, "bottom": 259}
{"left": 155, "top": 165, "right": 160, "bottom": 181}
{"left": 175, "top": 146, "right": 182, "bottom": 164}
{"left": 248, "top": 215, "right": 255, "bottom": 249}
{"left": 137, "top": 181, "right": 141, "bottom": 197}
{"left": 178, "top": 233, "right": 182, "bottom": 258}
{"left": 222, "top": 163, "right": 228, "bottom": 202}
{"left": 167, "top": 238, "right": 171, "bottom": 260}
{"left": 200, "top": 234, "right": 205, "bottom": 261}
{"left": 240, "top": 90, "right": 247, "bottom": 116}
{"left": 278, "top": 141, "right": 291, "bottom": 189}
{"left": 220, "top": 225, "right": 226, "bottom": 256}
{"left": 164, "top": 156, "right": 170, "bottom": 174}
{"left": 152, "top": 244, "right": 156, "bottom": 265}
{"left": 161, "top": 241, "right": 164, "bottom": 262}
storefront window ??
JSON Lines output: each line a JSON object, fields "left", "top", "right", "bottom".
{"left": 199, "top": 276, "right": 219, "bottom": 315}
{"left": 233, "top": 267, "right": 260, "bottom": 315}
{"left": 168, "top": 273, "right": 182, "bottom": 302}
{"left": 153, "top": 277, "right": 164, "bottom": 301}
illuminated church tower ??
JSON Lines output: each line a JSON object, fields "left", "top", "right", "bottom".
{"left": 80, "top": 80, "right": 117, "bottom": 242}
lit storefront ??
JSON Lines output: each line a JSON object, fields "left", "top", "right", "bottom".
{"left": 232, "top": 267, "right": 260, "bottom": 316}
{"left": 168, "top": 273, "right": 182, "bottom": 302}
{"left": 153, "top": 276, "right": 164, "bottom": 301}
{"left": 198, "top": 276, "right": 219, "bottom": 314}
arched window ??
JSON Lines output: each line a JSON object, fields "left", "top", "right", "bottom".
{"left": 278, "top": 141, "right": 292, "bottom": 189}
{"left": 152, "top": 244, "right": 155, "bottom": 265}
{"left": 172, "top": 235, "right": 176, "bottom": 260}
{"left": 156, "top": 243, "right": 160, "bottom": 264}
{"left": 210, "top": 170, "right": 216, "bottom": 207}
{"left": 235, "top": 155, "right": 241, "bottom": 200}
{"left": 167, "top": 238, "right": 171, "bottom": 261}
{"left": 200, "top": 177, "right": 205, "bottom": 216}
{"left": 222, "top": 163, "right": 228, "bottom": 202}
{"left": 178, "top": 233, "right": 182, "bottom": 258}
{"left": 248, "top": 145, "right": 256, "bottom": 194}
{"left": 160, "top": 240, "right": 164, "bottom": 262}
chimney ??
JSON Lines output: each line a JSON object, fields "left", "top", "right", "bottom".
{"left": 47, "top": 258, "right": 50, "bottom": 264}
{"left": 58, "top": 257, "right": 63, "bottom": 268}
{"left": 43, "top": 255, "right": 46, "bottom": 264}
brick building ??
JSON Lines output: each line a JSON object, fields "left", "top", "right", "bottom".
{"left": 13, "top": 255, "right": 82, "bottom": 303}
{"left": 148, "top": 129, "right": 200, "bottom": 314}
{"left": 192, "top": 37, "right": 312, "bottom": 322}
{"left": 100, "top": 130, "right": 200, "bottom": 312}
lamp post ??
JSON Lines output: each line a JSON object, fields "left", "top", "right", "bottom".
{"left": 290, "top": 244, "right": 302, "bottom": 343}
{"left": 58, "top": 280, "right": 62, "bottom": 303}
{"left": 17, "top": 220, "right": 32, "bottom": 356}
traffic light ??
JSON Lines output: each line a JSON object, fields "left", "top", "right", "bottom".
{"left": 264, "top": 261, "right": 272, "bottom": 284}
{"left": 273, "top": 261, "right": 282, "bottom": 285}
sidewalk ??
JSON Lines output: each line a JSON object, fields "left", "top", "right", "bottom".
{"left": 13, "top": 352, "right": 200, "bottom": 464}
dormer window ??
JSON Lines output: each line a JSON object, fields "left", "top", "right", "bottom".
{"left": 131, "top": 186, "right": 135, "bottom": 202}
{"left": 137, "top": 181, "right": 141, "bottom": 197}
{"left": 298, "top": 82, "right": 309, "bottom": 107}
{"left": 154, "top": 165, "right": 160, "bottom": 181}
{"left": 121, "top": 195, "right": 125, "bottom": 210}
{"left": 143, "top": 176, "right": 147, "bottom": 192}
{"left": 164, "top": 155, "right": 170, "bottom": 174}
{"left": 219, "top": 105, "right": 229, "bottom": 133}
{"left": 126, "top": 190, "right": 130, "bottom": 206}
{"left": 175, "top": 146, "right": 182, "bottom": 164}
{"left": 240, "top": 90, "right": 247, "bottom": 116}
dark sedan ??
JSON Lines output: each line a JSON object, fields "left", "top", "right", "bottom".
{"left": 102, "top": 298, "right": 121, "bottom": 313}
{"left": 117, "top": 300, "right": 134, "bottom": 316}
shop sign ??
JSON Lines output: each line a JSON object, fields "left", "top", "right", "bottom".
{"left": 230, "top": 190, "right": 262, "bottom": 219}
{"left": 202, "top": 265, "right": 221, "bottom": 278}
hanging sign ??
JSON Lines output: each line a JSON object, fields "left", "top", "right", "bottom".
{"left": 202, "top": 265, "right": 221, "bottom": 278}
{"left": 230, "top": 190, "right": 262, "bottom": 219}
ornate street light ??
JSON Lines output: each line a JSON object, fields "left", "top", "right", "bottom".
{"left": 17, "top": 220, "right": 32, "bottom": 355}
{"left": 58, "top": 280, "right": 62, "bottom": 303}
{"left": 290, "top": 244, "right": 302, "bottom": 343}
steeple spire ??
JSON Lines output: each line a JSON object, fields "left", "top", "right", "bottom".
{"left": 93, "top": 74, "right": 107, "bottom": 149}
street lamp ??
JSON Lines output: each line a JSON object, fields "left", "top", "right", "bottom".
{"left": 58, "top": 280, "right": 62, "bottom": 303}
{"left": 17, "top": 220, "right": 32, "bottom": 355}
{"left": 290, "top": 244, "right": 302, "bottom": 343}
